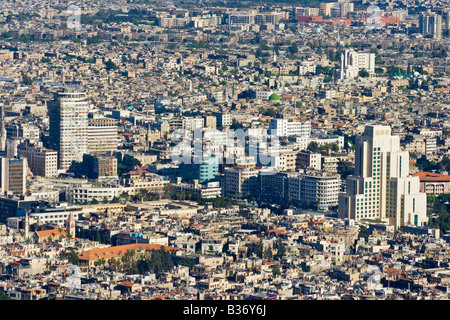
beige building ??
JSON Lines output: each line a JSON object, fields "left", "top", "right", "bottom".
{"left": 87, "top": 115, "right": 119, "bottom": 154}
{"left": 0, "top": 156, "right": 28, "bottom": 194}
{"left": 18, "top": 143, "right": 58, "bottom": 178}
{"left": 224, "top": 166, "right": 260, "bottom": 198}
{"left": 338, "top": 125, "right": 428, "bottom": 228}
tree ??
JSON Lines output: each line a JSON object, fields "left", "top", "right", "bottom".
{"left": 337, "top": 162, "right": 354, "bottom": 180}
{"left": 288, "top": 43, "right": 298, "bottom": 55}
{"left": 272, "top": 265, "right": 281, "bottom": 276}
{"left": 104, "top": 60, "right": 119, "bottom": 71}
{"left": 22, "top": 74, "right": 33, "bottom": 86}
{"left": 358, "top": 69, "right": 370, "bottom": 77}
{"left": 427, "top": 194, "right": 437, "bottom": 204}
{"left": 274, "top": 238, "right": 286, "bottom": 260}
{"left": 307, "top": 141, "right": 320, "bottom": 152}
{"left": 263, "top": 245, "right": 273, "bottom": 260}
{"left": 358, "top": 225, "right": 370, "bottom": 240}
{"left": 0, "top": 290, "right": 10, "bottom": 300}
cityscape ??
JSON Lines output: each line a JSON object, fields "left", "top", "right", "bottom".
{"left": 1, "top": 0, "right": 450, "bottom": 306}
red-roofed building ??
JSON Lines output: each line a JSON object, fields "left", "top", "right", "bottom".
{"left": 413, "top": 171, "right": 450, "bottom": 195}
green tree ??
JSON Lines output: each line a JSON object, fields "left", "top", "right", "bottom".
{"left": 104, "top": 60, "right": 119, "bottom": 71}
{"left": 0, "top": 290, "right": 10, "bottom": 300}
{"left": 272, "top": 265, "right": 281, "bottom": 276}
{"left": 22, "top": 74, "right": 33, "bottom": 86}
{"left": 273, "top": 238, "right": 286, "bottom": 260}
{"left": 263, "top": 245, "right": 273, "bottom": 260}
{"left": 62, "top": 247, "right": 80, "bottom": 265}
{"left": 358, "top": 69, "right": 370, "bottom": 77}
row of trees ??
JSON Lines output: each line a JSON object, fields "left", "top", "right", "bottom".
{"left": 244, "top": 238, "right": 286, "bottom": 261}
{"left": 307, "top": 141, "right": 339, "bottom": 153}
{"left": 427, "top": 194, "right": 450, "bottom": 234}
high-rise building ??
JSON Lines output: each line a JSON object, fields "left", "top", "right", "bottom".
{"left": 87, "top": 114, "right": 118, "bottom": 154}
{"left": 0, "top": 156, "right": 28, "bottom": 195}
{"left": 338, "top": 125, "right": 428, "bottom": 228}
{"left": 419, "top": 13, "right": 442, "bottom": 39}
{"left": 48, "top": 89, "right": 89, "bottom": 171}
{"left": 0, "top": 105, "right": 5, "bottom": 152}
{"left": 339, "top": 49, "right": 375, "bottom": 79}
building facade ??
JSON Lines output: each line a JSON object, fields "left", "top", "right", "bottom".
{"left": 338, "top": 125, "right": 428, "bottom": 228}
{"left": 48, "top": 90, "right": 89, "bottom": 171}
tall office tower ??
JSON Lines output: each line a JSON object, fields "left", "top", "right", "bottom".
{"left": 338, "top": 125, "right": 428, "bottom": 228}
{"left": 339, "top": 49, "right": 375, "bottom": 79}
{"left": 419, "top": 13, "right": 442, "bottom": 39}
{"left": 0, "top": 156, "right": 28, "bottom": 194}
{"left": 48, "top": 89, "right": 88, "bottom": 171}
{"left": 0, "top": 105, "right": 5, "bottom": 152}
{"left": 87, "top": 114, "right": 118, "bottom": 154}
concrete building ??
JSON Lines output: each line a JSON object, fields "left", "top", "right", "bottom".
{"left": 419, "top": 13, "right": 442, "bottom": 39}
{"left": 0, "top": 156, "right": 28, "bottom": 195}
{"left": 338, "top": 125, "right": 428, "bottom": 228}
{"left": 87, "top": 114, "right": 119, "bottom": 154}
{"left": 413, "top": 171, "right": 450, "bottom": 195}
{"left": 301, "top": 172, "right": 341, "bottom": 210}
{"left": 83, "top": 154, "right": 118, "bottom": 179}
{"left": 224, "top": 166, "right": 260, "bottom": 198}
{"left": 296, "top": 151, "right": 322, "bottom": 171}
{"left": 48, "top": 90, "right": 89, "bottom": 171}
{"left": 18, "top": 142, "right": 58, "bottom": 178}
{"left": 339, "top": 49, "right": 375, "bottom": 79}
{"left": 269, "top": 119, "right": 311, "bottom": 137}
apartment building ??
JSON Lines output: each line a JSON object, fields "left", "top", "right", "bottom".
{"left": 269, "top": 119, "right": 311, "bottom": 137}
{"left": 17, "top": 142, "right": 58, "bottom": 178}
{"left": 224, "top": 166, "right": 260, "bottom": 198}
{"left": 87, "top": 114, "right": 119, "bottom": 154}
{"left": 0, "top": 156, "right": 28, "bottom": 195}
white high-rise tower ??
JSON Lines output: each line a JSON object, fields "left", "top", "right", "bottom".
{"left": 338, "top": 125, "right": 428, "bottom": 228}
{"left": 48, "top": 89, "right": 88, "bottom": 171}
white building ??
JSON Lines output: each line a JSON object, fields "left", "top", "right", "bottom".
{"left": 255, "top": 88, "right": 274, "bottom": 100}
{"left": 298, "top": 61, "right": 316, "bottom": 75}
{"left": 301, "top": 172, "right": 341, "bottom": 209}
{"left": 269, "top": 119, "right": 311, "bottom": 137}
{"left": 339, "top": 49, "right": 375, "bottom": 79}
{"left": 48, "top": 90, "right": 89, "bottom": 171}
{"left": 286, "top": 171, "right": 341, "bottom": 209}
{"left": 338, "top": 125, "right": 428, "bottom": 228}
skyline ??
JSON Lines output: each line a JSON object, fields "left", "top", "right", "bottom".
{"left": 0, "top": 0, "right": 450, "bottom": 306}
